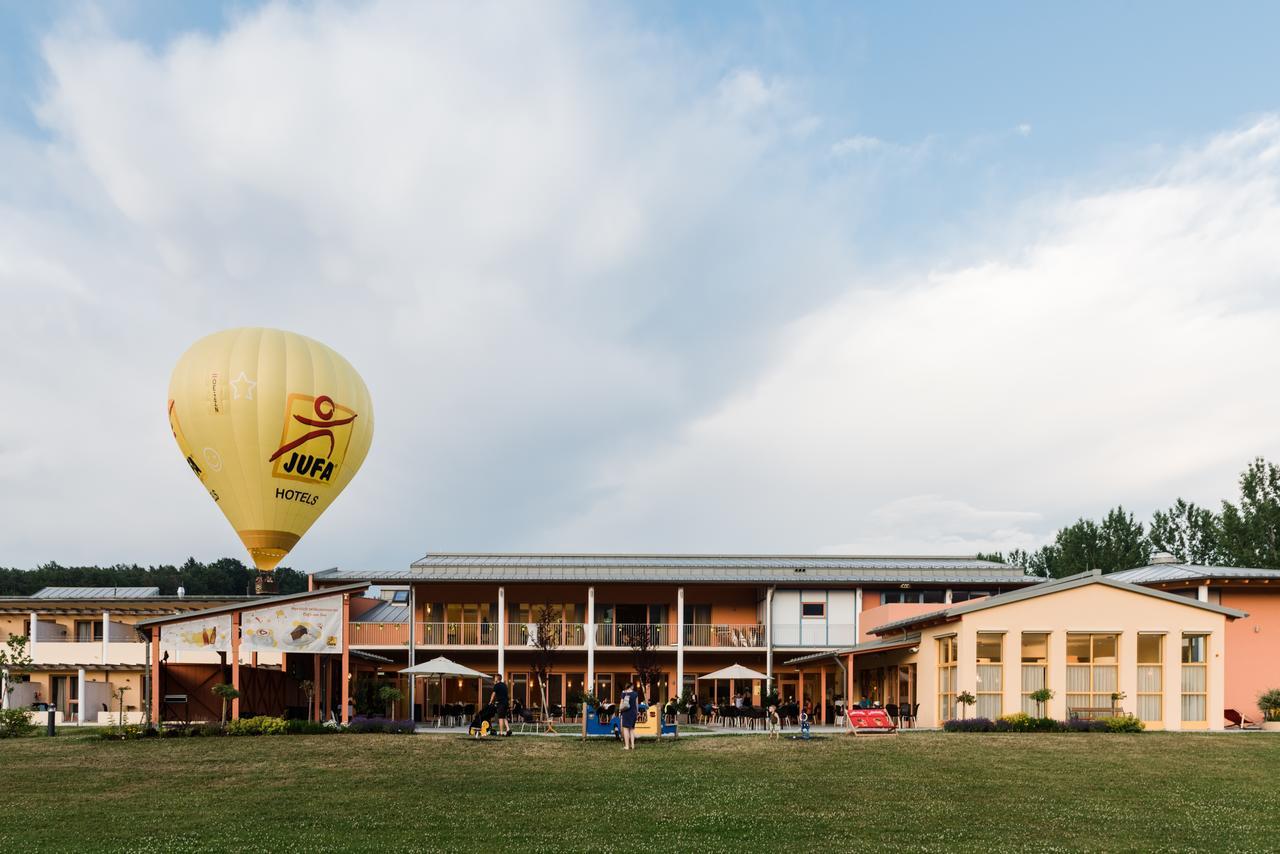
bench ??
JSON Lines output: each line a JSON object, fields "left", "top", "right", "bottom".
{"left": 1067, "top": 706, "right": 1117, "bottom": 721}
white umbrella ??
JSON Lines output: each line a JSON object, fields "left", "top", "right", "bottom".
{"left": 698, "top": 663, "right": 769, "bottom": 681}
{"left": 399, "top": 656, "right": 493, "bottom": 679}
{"left": 399, "top": 656, "right": 492, "bottom": 728}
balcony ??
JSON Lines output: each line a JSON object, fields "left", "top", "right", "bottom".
{"left": 684, "top": 623, "right": 765, "bottom": 648}
{"left": 594, "top": 623, "right": 674, "bottom": 647}
{"left": 506, "top": 623, "right": 587, "bottom": 647}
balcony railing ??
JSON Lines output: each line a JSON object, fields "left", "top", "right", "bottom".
{"left": 349, "top": 622, "right": 410, "bottom": 646}
{"left": 684, "top": 623, "right": 766, "bottom": 648}
{"left": 594, "top": 623, "right": 676, "bottom": 647}
{"left": 506, "top": 622, "right": 587, "bottom": 647}
{"left": 417, "top": 622, "right": 498, "bottom": 646}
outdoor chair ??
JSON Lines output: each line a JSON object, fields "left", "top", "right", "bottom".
{"left": 885, "top": 703, "right": 899, "bottom": 726}
{"left": 1224, "top": 708, "right": 1261, "bottom": 730}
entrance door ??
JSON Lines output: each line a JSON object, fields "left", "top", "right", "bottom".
{"left": 51, "top": 675, "right": 78, "bottom": 720}
{"left": 779, "top": 678, "right": 799, "bottom": 704}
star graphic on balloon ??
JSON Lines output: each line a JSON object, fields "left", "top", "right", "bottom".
{"left": 230, "top": 371, "right": 257, "bottom": 400}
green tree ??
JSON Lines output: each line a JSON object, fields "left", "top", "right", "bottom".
{"left": 1219, "top": 458, "right": 1280, "bottom": 568}
{"left": 1149, "top": 498, "right": 1220, "bottom": 564}
{"left": 211, "top": 683, "right": 240, "bottom": 726}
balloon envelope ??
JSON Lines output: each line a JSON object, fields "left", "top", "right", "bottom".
{"left": 168, "top": 328, "right": 374, "bottom": 571}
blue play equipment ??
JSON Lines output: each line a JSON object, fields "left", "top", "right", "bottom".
{"left": 583, "top": 704, "right": 620, "bottom": 738}
{"left": 583, "top": 703, "right": 677, "bottom": 738}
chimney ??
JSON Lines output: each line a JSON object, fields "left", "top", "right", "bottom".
{"left": 177, "top": 586, "right": 186, "bottom": 599}
{"left": 1149, "top": 551, "right": 1178, "bottom": 565}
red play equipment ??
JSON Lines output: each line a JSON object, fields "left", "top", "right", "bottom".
{"left": 846, "top": 707, "right": 897, "bottom": 734}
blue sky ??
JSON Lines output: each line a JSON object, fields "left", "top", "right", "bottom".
{"left": 2, "top": 1, "right": 1280, "bottom": 570}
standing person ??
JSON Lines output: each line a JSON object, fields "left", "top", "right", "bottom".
{"left": 768, "top": 704, "right": 781, "bottom": 741}
{"left": 618, "top": 680, "right": 641, "bottom": 750}
{"left": 489, "top": 674, "right": 511, "bottom": 737}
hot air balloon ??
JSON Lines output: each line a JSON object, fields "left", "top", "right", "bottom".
{"left": 168, "top": 328, "right": 373, "bottom": 591}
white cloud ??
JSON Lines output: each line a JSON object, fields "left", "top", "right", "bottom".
{"left": 1016, "top": 123, "right": 1033, "bottom": 137}
{"left": 831, "top": 134, "right": 884, "bottom": 156}
{"left": 545, "top": 118, "right": 1280, "bottom": 553}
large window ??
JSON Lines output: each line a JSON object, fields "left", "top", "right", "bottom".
{"left": 937, "top": 636, "right": 958, "bottom": 724}
{"left": 801, "top": 602, "right": 826, "bottom": 618}
{"left": 1181, "top": 634, "right": 1208, "bottom": 723}
{"left": 74, "top": 620, "right": 103, "bottom": 642}
{"left": 1065, "top": 633, "right": 1118, "bottom": 711}
{"left": 1137, "top": 633, "right": 1164, "bottom": 723}
{"left": 1020, "top": 632, "right": 1049, "bottom": 715}
{"left": 883, "top": 589, "right": 947, "bottom": 605}
{"left": 975, "top": 632, "right": 1004, "bottom": 719}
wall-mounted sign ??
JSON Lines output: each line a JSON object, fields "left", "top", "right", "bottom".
{"left": 160, "top": 614, "right": 232, "bottom": 653}
{"left": 240, "top": 595, "right": 344, "bottom": 654}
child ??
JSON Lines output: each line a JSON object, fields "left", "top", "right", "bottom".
{"left": 798, "top": 708, "right": 811, "bottom": 740}
{"left": 768, "top": 704, "right": 781, "bottom": 740}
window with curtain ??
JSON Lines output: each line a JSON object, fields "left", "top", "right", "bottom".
{"left": 75, "top": 620, "right": 104, "bottom": 642}
{"left": 1181, "top": 634, "right": 1207, "bottom": 722}
{"left": 1137, "top": 633, "right": 1163, "bottom": 723}
{"left": 1065, "top": 633, "right": 1119, "bottom": 710}
{"left": 975, "top": 632, "right": 1003, "bottom": 719}
{"left": 936, "top": 636, "right": 957, "bottom": 724}
{"left": 1021, "top": 632, "right": 1049, "bottom": 715}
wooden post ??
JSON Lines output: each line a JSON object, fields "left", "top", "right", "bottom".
{"left": 341, "top": 593, "right": 351, "bottom": 724}
{"left": 846, "top": 654, "right": 854, "bottom": 707}
{"left": 231, "top": 611, "right": 241, "bottom": 719}
{"left": 150, "top": 632, "right": 161, "bottom": 725}
{"left": 820, "top": 668, "right": 828, "bottom": 724}
{"left": 313, "top": 654, "right": 321, "bottom": 722}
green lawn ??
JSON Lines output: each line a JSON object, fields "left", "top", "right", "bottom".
{"left": 2, "top": 732, "right": 1278, "bottom": 852}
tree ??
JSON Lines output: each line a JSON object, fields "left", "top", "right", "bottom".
{"left": 628, "top": 624, "right": 664, "bottom": 704}
{"left": 0, "top": 635, "right": 35, "bottom": 738}
{"left": 1149, "top": 499, "right": 1221, "bottom": 564}
{"left": 955, "top": 690, "right": 976, "bottom": 719}
{"left": 531, "top": 603, "right": 561, "bottom": 733}
{"left": 1219, "top": 458, "right": 1280, "bottom": 568}
{"left": 377, "top": 684, "right": 403, "bottom": 719}
{"left": 1030, "top": 687, "right": 1054, "bottom": 718}
{"left": 211, "top": 683, "right": 240, "bottom": 726}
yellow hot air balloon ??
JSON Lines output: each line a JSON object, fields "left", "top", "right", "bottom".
{"left": 168, "top": 328, "right": 373, "bottom": 586}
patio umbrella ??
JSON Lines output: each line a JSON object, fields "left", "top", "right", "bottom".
{"left": 399, "top": 657, "right": 493, "bottom": 726}
{"left": 697, "top": 664, "right": 769, "bottom": 682}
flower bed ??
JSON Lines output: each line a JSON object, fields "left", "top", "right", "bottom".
{"left": 944, "top": 713, "right": 1144, "bottom": 733}
{"left": 97, "top": 715, "right": 416, "bottom": 739}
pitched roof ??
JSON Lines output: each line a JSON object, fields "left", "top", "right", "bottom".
{"left": 314, "top": 553, "right": 1036, "bottom": 585}
{"left": 1109, "top": 563, "right": 1280, "bottom": 584}
{"left": 352, "top": 602, "right": 410, "bottom": 624}
{"left": 133, "top": 583, "right": 370, "bottom": 631}
{"left": 867, "top": 570, "right": 1247, "bottom": 635}
{"left": 783, "top": 633, "right": 923, "bottom": 665}
{"left": 31, "top": 586, "right": 160, "bottom": 599}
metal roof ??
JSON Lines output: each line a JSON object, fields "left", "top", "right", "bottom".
{"left": 867, "top": 570, "right": 1248, "bottom": 635}
{"left": 1109, "top": 564, "right": 1280, "bottom": 584}
{"left": 133, "top": 583, "right": 370, "bottom": 632}
{"left": 353, "top": 602, "right": 410, "bottom": 624}
{"left": 31, "top": 586, "right": 160, "bottom": 599}
{"left": 315, "top": 553, "right": 1035, "bottom": 585}
{"left": 782, "top": 633, "right": 923, "bottom": 665}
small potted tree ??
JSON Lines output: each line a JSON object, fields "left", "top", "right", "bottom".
{"left": 1030, "top": 688, "right": 1054, "bottom": 719}
{"left": 955, "top": 690, "right": 977, "bottom": 719}
{"left": 378, "top": 685, "right": 404, "bottom": 719}
{"left": 1259, "top": 689, "right": 1280, "bottom": 732}
{"left": 1110, "top": 691, "right": 1127, "bottom": 714}
{"left": 211, "top": 683, "right": 240, "bottom": 727}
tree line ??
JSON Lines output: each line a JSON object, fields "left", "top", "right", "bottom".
{"left": 0, "top": 557, "right": 309, "bottom": 597}
{"left": 979, "top": 457, "right": 1280, "bottom": 578}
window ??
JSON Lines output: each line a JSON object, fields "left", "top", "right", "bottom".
{"left": 975, "top": 633, "right": 1003, "bottom": 719}
{"left": 801, "top": 602, "right": 826, "bottom": 618}
{"left": 1137, "top": 633, "right": 1163, "bottom": 723}
{"left": 936, "top": 636, "right": 958, "bottom": 724}
{"left": 74, "top": 620, "right": 104, "bottom": 642}
{"left": 1181, "top": 634, "right": 1207, "bottom": 723}
{"left": 881, "top": 589, "right": 947, "bottom": 605}
{"left": 951, "top": 590, "right": 990, "bottom": 603}
{"left": 1021, "top": 632, "right": 1049, "bottom": 715}
{"left": 1065, "top": 633, "right": 1119, "bottom": 711}
{"left": 390, "top": 590, "right": 409, "bottom": 605}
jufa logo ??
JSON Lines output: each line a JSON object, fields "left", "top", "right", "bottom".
{"left": 269, "top": 394, "right": 358, "bottom": 485}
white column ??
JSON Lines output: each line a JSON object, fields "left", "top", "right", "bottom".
{"left": 676, "top": 586, "right": 685, "bottom": 697}
{"left": 102, "top": 610, "right": 110, "bottom": 665}
{"left": 586, "top": 586, "right": 595, "bottom": 691}
{"left": 945, "top": 588, "right": 954, "bottom": 605}
{"left": 77, "top": 667, "right": 87, "bottom": 724}
{"left": 854, "top": 588, "right": 863, "bottom": 641}
{"left": 1, "top": 668, "right": 8, "bottom": 709}
{"left": 408, "top": 586, "right": 416, "bottom": 717}
{"left": 1197, "top": 584, "right": 1209, "bottom": 603}
{"left": 765, "top": 586, "right": 775, "bottom": 690}
{"left": 29, "top": 612, "right": 38, "bottom": 656}
{"left": 497, "top": 586, "right": 506, "bottom": 679}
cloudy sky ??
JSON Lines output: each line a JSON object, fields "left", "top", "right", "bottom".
{"left": 2, "top": 1, "right": 1280, "bottom": 572}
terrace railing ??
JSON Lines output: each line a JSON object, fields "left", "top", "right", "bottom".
{"left": 416, "top": 622, "right": 498, "bottom": 646}
{"left": 349, "top": 622, "right": 410, "bottom": 646}
{"left": 594, "top": 623, "right": 676, "bottom": 647}
{"left": 506, "top": 622, "right": 587, "bottom": 647}
{"left": 683, "top": 623, "right": 766, "bottom": 648}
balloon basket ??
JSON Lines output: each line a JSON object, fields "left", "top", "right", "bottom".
{"left": 254, "top": 573, "right": 278, "bottom": 595}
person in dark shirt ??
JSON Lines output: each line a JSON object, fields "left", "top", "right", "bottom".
{"left": 489, "top": 674, "right": 511, "bottom": 736}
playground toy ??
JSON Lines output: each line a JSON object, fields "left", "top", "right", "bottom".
{"left": 846, "top": 707, "right": 897, "bottom": 735}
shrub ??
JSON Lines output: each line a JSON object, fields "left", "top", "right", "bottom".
{"left": 997, "top": 713, "right": 1062, "bottom": 733}
{"left": 943, "top": 717, "right": 995, "bottom": 732}
{"left": 226, "top": 715, "right": 289, "bottom": 736}
{"left": 0, "top": 707, "right": 36, "bottom": 739}
{"left": 198, "top": 724, "right": 225, "bottom": 737}
{"left": 1101, "top": 714, "right": 1145, "bottom": 733}
{"left": 1065, "top": 718, "right": 1107, "bottom": 732}
{"left": 1258, "top": 688, "right": 1280, "bottom": 722}
{"left": 285, "top": 719, "right": 333, "bottom": 735}
{"left": 347, "top": 716, "right": 415, "bottom": 734}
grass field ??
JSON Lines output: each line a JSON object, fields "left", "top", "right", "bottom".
{"left": 2, "top": 732, "right": 1278, "bottom": 852}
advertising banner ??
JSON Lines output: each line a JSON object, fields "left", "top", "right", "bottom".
{"left": 240, "top": 594, "right": 344, "bottom": 654}
{"left": 160, "top": 613, "right": 232, "bottom": 653}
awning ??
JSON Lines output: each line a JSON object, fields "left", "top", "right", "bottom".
{"left": 782, "top": 633, "right": 921, "bottom": 666}
{"left": 399, "top": 656, "right": 492, "bottom": 679}
{"left": 697, "top": 663, "right": 770, "bottom": 681}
